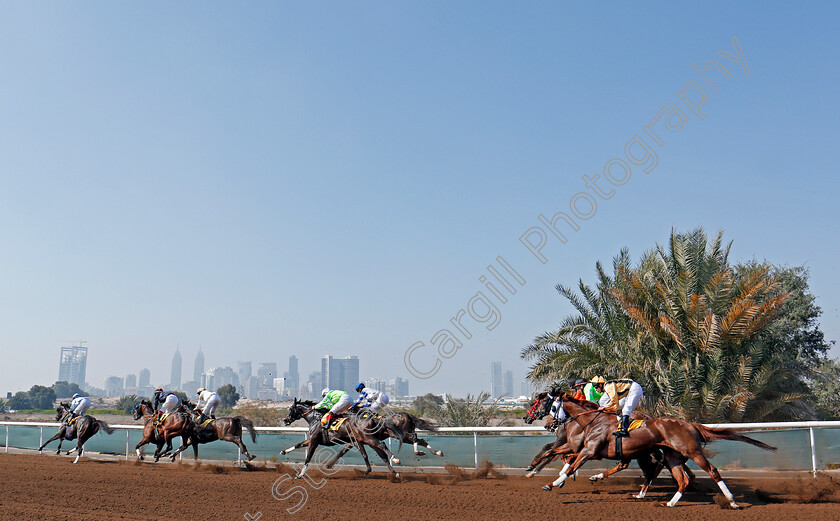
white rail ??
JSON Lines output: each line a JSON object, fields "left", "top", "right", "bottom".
{"left": 4, "top": 420, "right": 840, "bottom": 476}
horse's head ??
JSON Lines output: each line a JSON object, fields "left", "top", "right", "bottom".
{"left": 54, "top": 402, "right": 71, "bottom": 421}
{"left": 523, "top": 392, "right": 552, "bottom": 424}
{"left": 283, "top": 398, "right": 305, "bottom": 426}
{"left": 133, "top": 402, "right": 144, "bottom": 420}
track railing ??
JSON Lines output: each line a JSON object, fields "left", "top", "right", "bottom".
{"left": 4, "top": 420, "right": 840, "bottom": 476}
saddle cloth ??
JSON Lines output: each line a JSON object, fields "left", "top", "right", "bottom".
{"left": 618, "top": 419, "right": 644, "bottom": 432}
{"left": 357, "top": 410, "right": 381, "bottom": 421}
{"left": 329, "top": 418, "right": 347, "bottom": 431}
{"left": 68, "top": 416, "right": 79, "bottom": 426}
{"left": 198, "top": 418, "right": 214, "bottom": 428}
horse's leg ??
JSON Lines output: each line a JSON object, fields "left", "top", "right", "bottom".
{"left": 38, "top": 431, "right": 63, "bottom": 453}
{"left": 325, "top": 444, "right": 352, "bottom": 469}
{"left": 589, "top": 459, "right": 630, "bottom": 482}
{"left": 280, "top": 438, "right": 309, "bottom": 456}
{"left": 661, "top": 450, "right": 690, "bottom": 507}
{"left": 230, "top": 435, "right": 256, "bottom": 461}
{"left": 415, "top": 437, "right": 443, "bottom": 457}
{"left": 367, "top": 440, "right": 400, "bottom": 479}
{"left": 357, "top": 442, "right": 372, "bottom": 474}
{"left": 527, "top": 440, "right": 566, "bottom": 477}
{"left": 135, "top": 431, "right": 153, "bottom": 460}
{"left": 379, "top": 439, "right": 400, "bottom": 466}
{"left": 296, "top": 440, "right": 318, "bottom": 479}
{"left": 543, "top": 445, "right": 595, "bottom": 491}
{"left": 169, "top": 435, "right": 192, "bottom": 461}
{"left": 526, "top": 441, "right": 556, "bottom": 473}
{"left": 73, "top": 429, "right": 88, "bottom": 464}
{"left": 685, "top": 450, "right": 739, "bottom": 508}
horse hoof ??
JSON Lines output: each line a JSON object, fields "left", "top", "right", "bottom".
{"left": 435, "top": 451, "right": 444, "bottom": 457}
{"left": 248, "top": 455, "right": 256, "bottom": 461}
{"left": 414, "top": 451, "right": 426, "bottom": 456}
{"left": 542, "top": 485, "right": 553, "bottom": 492}
{"left": 294, "top": 473, "right": 303, "bottom": 480}
{"left": 525, "top": 465, "right": 534, "bottom": 472}
{"left": 391, "top": 458, "right": 401, "bottom": 465}
{"left": 525, "top": 471, "right": 535, "bottom": 478}
{"left": 730, "top": 503, "right": 741, "bottom": 510}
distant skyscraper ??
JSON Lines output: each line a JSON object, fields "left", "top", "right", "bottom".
{"left": 392, "top": 377, "right": 409, "bottom": 397}
{"left": 238, "top": 361, "right": 252, "bottom": 392}
{"left": 520, "top": 380, "right": 533, "bottom": 398}
{"left": 204, "top": 366, "right": 239, "bottom": 392}
{"left": 139, "top": 369, "right": 150, "bottom": 387}
{"left": 287, "top": 356, "right": 299, "bottom": 396}
{"left": 104, "top": 376, "right": 124, "bottom": 397}
{"left": 490, "top": 361, "right": 503, "bottom": 398}
{"left": 58, "top": 344, "right": 88, "bottom": 386}
{"left": 321, "top": 355, "right": 359, "bottom": 392}
{"left": 194, "top": 348, "right": 205, "bottom": 383}
{"left": 170, "top": 348, "right": 182, "bottom": 390}
{"left": 257, "top": 362, "right": 277, "bottom": 392}
{"left": 504, "top": 370, "right": 513, "bottom": 397}
{"left": 125, "top": 374, "right": 137, "bottom": 389}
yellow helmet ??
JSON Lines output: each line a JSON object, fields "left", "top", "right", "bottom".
{"left": 590, "top": 376, "right": 606, "bottom": 384}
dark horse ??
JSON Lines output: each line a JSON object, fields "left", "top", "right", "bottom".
{"left": 132, "top": 400, "right": 197, "bottom": 462}
{"left": 281, "top": 399, "right": 403, "bottom": 479}
{"left": 168, "top": 399, "right": 258, "bottom": 461}
{"left": 318, "top": 408, "right": 443, "bottom": 468}
{"left": 540, "top": 392, "right": 776, "bottom": 508}
{"left": 522, "top": 392, "right": 554, "bottom": 425}
{"left": 38, "top": 402, "right": 115, "bottom": 463}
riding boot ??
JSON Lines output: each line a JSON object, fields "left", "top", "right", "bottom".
{"left": 210, "top": 415, "right": 216, "bottom": 420}
{"left": 197, "top": 413, "right": 206, "bottom": 425}
{"left": 614, "top": 415, "right": 630, "bottom": 437}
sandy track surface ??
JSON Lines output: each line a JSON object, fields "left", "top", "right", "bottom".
{"left": 2, "top": 453, "right": 840, "bottom": 520}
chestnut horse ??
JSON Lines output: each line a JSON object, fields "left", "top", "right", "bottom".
{"left": 132, "top": 400, "right": 198, "bottom": 462}
{"left": 170, "top": 399, "right": 258, "bottom": 461}
{"left": 38, "top": 402, "right": 114, "bottom": 463}
{"left": 540, "top": 392, "right": 776, "bottom": 508}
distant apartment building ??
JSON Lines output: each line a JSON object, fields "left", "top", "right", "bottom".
{"left": 58, "top": 345, "right": 88, "bottom": 387}
{"left": 504, "top": 370, "right": 513, "bottom": 398}
{"left": 283, "top": 356, "right": 299, "bottom": 398}
{"left": 104, "top": 376, "right": 124, "bottom": 397}
{"left": 203, "top": 366, "right": 239, "bottom": 392}
{"left": 392, "top": 377, "right": 409, "bottom": 398}
{"left": 139, "top": 368, "right": 150, "bottom": 388}
{"left": 321, "top": 355, "right": 359, "bottom": 393}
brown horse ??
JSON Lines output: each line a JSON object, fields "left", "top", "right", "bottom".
{"left": 38, "top": 402, "right": 115, "bottom": 463}
{"left": 523, "top": 392, "right": 554, "bottom": 425}
{"left": 281, "top": 399, "right": 403, "bottom": 479}
{"left": 523, "top": 393, "right": 690, "bottom": 492}
{"left": 321, "top": 408, "right": 443, "bottom": 466}
{"left": 540, "top": 392, "right": 776, "bottom": 508}
{"left": 169, "top": 399, "right": 258, "bottom": 461}
{"left": 132, "top": 400, "right": 197, "bottom": 462}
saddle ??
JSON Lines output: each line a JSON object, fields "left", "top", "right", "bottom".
{"left": 620, "top": 419, "right": 644, "bottom": 432}
{"left": 198, "top": 418, "right": 214, "bottom": 428}
{"left": 68, "top": 416, "right": 80, "bottom": 426}
{"left": 328, "top": 418, "right": 347, "bottom": 431}
{"left": 357, "top": 410, "right": 381, "bottom": 421}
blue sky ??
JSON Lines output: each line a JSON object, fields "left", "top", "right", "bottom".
{"left": 1, "top": 2, "right": 838, "bottom": 396}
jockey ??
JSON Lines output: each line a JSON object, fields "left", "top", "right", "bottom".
{"left": 583, "top": 376, "right": 606, "bottom": 403}
{"left": 352, "top": 383, "right": 390, "bottom": 414}
{"left": 316, "top": 387, "right": 353, "bottom": 429}
{"left": 152, "top": 388, "right": 180, "bottom": 424}
{"left": 69, "top": 393, "right": 91, "bottom": 419}
{"left": 194, "top": 387, "right": 221, "bottom": 424}
{"left": 570, "top": 377, "right": 588, "bottom": 400}
{"left": 598, "top": 378, "right": 644, "bottom": 437}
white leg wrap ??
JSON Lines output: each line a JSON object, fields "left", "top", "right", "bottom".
{"left": 413, "top": 442, "right": 419, "bottom": 451}
{"left": 718, "top": 481, "right": 738, "bottom": 506}
{"left": 552, "top": 472, "right": 568, "bottom": 487}
{"left": 666, "top": 491, "right": 682, "bottom": 507}
{"left": 590, "top": 472, "right": 605, "bottom": 481}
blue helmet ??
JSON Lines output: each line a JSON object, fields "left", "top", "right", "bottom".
{"left": 72, "top": 393, "right": 80, "bottom": 400}
{"left": 355, "top": 383, "right": 365, "bottom": 393}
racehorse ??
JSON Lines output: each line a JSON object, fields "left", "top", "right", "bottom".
{"left": 280, "top": 398, "right": 403, "bottom": 479}
{"left": 169, "top": 399, "right": 258, "bottom": 461}
{"left": 540, "top": 392, "right": 776, "bottom": 508}
{"left": 132, "top": 399, "right": 197, "bottom": 462}
{"left": 38, "top": 402, "right": 115, "bottom": 463}
{"left": 318, "top": 408, "right": 443, "bottom": 467}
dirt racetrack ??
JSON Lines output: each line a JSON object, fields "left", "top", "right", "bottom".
{"left": 3, "top": 453, "right": 840, "bottom": 521}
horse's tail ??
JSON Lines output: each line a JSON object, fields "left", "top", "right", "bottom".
{"left": 384, "top": 419, "right": 404, "bottom": 452}
{"left": 96, "top": 420, "right": 115, "bottom": 435}
{"left": 411, "top": 415, "right": 438, "bottom": 432}
{"left": 693, "top": 423, "right": 777, "bottom": 452}
{"left": 235, "top": 417, "right": 258, "bottom": 442}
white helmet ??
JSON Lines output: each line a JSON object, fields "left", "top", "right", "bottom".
{"left": 72, "top": 393, "right": 80, "bottom": 400}
{"left": 321, "top": 388, "right": 330, "bottom": 397}
{"left": 197, "top": 387, "right": 206, "bottom": 394}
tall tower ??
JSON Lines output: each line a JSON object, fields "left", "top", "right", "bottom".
{"left": 58, "top": 344, "right": 88, "bottom": 386}
{"left": 288, "top": 355, "right": 299, "bottom": 395}
{"left": 490, "top": 361, "right": 502, "bottom": 398}
{"left": 194, "top": 348, "right": 205, "bottom": 383}
{"left": 139, "top": 368, "right": 150, "bottom": 388}
{"left": 170, "top": 348, "right": 182, "bottom": 390}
